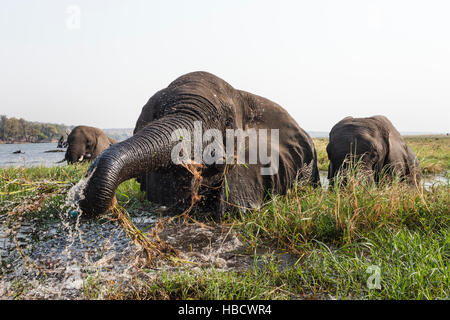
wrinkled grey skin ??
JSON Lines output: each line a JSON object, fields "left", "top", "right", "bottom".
{"left": 65, "top": 126, "right": 117, "bottom": 164}
{"left": 79, "top": 71, "right": 320, "bottom": 218}
{"left": 326, "top": 115, "right": 421, "bottom": 185}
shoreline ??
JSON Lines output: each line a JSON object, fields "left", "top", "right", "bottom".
{"left": 0, "top": 140, "right": 58, "bottom": 145}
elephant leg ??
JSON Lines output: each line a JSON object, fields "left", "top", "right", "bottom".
{"left": 136, "top": 175, "right": 146, "bottom": 192}
{"left": 327, "top": 161, "right": 335, "bottom": 188}
{"left": 144, "top": 168, "right": 193, "bottom": 213}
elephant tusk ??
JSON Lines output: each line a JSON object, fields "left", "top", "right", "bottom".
{"left": 78, "top": 155, "right": 84, "bottom": 162}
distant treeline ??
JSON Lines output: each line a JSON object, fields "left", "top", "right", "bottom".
{"left": 102, "top": 128, "right": 133, "bottom": 142}
{"left": 0, "top": 115, "right": 69, "bottom": 143}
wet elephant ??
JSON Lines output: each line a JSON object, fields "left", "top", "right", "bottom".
{"left": 65, "top": 126, "right": 117, "bottom": 164}
{"left": 326, "top": 115, "right": 421, "bottom": 185}
{"left": 78, "top": 71, "right": 320, "bottom": 218}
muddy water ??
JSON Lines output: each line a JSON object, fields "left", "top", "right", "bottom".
{"left": 319, "top": 171, "right": 448, "bottom": 190}
{"left": 423, "top": 174, "right": 449, "bottom": 189}
{"left": 0, "top": 203, "right": 250, "bottom": 299}
{"left": 0, "top": 209, "right": 159, "bottom": 299}
{"left": 319, "top": 171, "right": 329, "bottom": 188}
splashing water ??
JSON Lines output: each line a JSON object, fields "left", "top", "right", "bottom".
{"left": 0, "top": 168, "right": 149, "bottom": 299}
{"left": 56, "top": 171, "right": 93, "bottom": 297}
{"left": 1, "top": 167, "right": 252, "bottom": 299}
{"left": 65, "top": 168, "right": 95, "bottom": 217}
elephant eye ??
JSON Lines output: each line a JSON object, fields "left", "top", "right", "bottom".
{"left": 225, "top": 118, "right": 233, "bottom": 127}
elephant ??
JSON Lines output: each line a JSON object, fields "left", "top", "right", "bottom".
{"left": 57, "top": 129, "right": 71, "bottom": 148}
{"left": 326, "top": 115, "right": 421, "bottom": 185}
{"left": 78, "top": 71, "right": 320, "bottom": 218}
{"left": 65, "top": 126, "right": 117, "bottom": 164}
{"left": 57, "top": 135, "right": 68, "bottom": 148}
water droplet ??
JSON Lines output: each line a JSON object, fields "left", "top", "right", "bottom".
{"left": 68, "top": 210, "right": 79, "bottom": 219}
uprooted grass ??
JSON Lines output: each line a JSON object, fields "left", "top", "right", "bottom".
{"left": 110, "top": 206, "right": 181, "bottom": 267}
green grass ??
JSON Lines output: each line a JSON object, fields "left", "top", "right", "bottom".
{"left": 312, "top": 138, "right": 329, "bottom": 172}
{"left": 1, "top": 135, "right": 449, "bottom": 300}
{"left": 226, "top": 171, "right": 449, "bottom": 299}
{"left": 404, "top": 135, "right": 450, "bottom": 175}
{"left": 84, "top": 225, "right": 448, "bottom": 300}
{"left": 84, "top": 263, "right": 297, "bottom": 300}
{"left": 0, "top": 163, "right": 146, "bottom": 219}
{"left": 0, "top": 164, "right": 88, "bottom": 221}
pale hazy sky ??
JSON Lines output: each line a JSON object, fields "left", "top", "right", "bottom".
{"left": 1, "top": 0, "right": 449, "bottom": 132}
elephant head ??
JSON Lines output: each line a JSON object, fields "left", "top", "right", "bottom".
{"left": 326, "top": 115, "right": 421, "bottom": 185}
{"left": 78, "top": 71, "right": 320, "bottom": 218}
{"left": 65, "top": 126, "right": 117, "bottom": 164}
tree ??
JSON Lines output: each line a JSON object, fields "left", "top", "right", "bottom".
{"left": 0, "top": 115, "right": 70, "bottom": 143}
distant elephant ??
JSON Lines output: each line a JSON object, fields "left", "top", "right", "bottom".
{"left": 57, "top": 135, "right": 68, "bottom": 148}
{"left": 326, "top": 115, "right": 421, "bottom": 185}
{"left": 65, "top": 126, "right": 117, "bottom": 164}
{"left": 78, "top": 71, "right": 320, "bottom": 218}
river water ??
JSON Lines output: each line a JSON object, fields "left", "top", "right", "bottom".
{"left": 0, "top": 143, "right": 66, "bottom": 167}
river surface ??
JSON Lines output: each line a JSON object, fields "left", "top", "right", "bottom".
{"left": 0, "top": 143, "right": 66, "bottom": 167}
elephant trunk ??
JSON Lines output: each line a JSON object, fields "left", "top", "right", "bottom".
{"left": 78, "top": 114, "right": 199, "bottom": 217}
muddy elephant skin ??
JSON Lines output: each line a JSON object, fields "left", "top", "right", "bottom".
{"left": 79, "top": 71, "right": 320, "bottom": 218}
{"left": 326, "top": 115, "right": 421, "bottom": 185}
{"left": 65, "top": 126, "right": 117, "bottom": 164}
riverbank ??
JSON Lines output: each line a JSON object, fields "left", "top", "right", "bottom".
{"left": 0, "top": 136, "right": 448, "bottom": 299}
{"left": 0, "top": 140, "right": 58, "bottom": 144}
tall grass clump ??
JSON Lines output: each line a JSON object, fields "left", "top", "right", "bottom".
{"left": 0, "top": 164, "right": 90, "bottom": 218}
{"left": 236, "top": 162, "right": 448, "bottom": 250}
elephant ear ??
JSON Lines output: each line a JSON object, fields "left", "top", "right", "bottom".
{"left": 385, "top": 132, "right": 408, "bottom": 175}
{"left": 386, "top": 134, "right": 421, "bottom": 183}
{"left": 404, "top": 145, "right": 421, "bottom": 183}
{"left": 92, "top": 133, "right": 111, "bottom": 158}
{"left": 370, "top": 116, "right": 406, "bottom": 176}
{"left": 107, "top": 136, "right": 117, "bottom": 145}
{"left": 88, "top": 134, "right": 98, "bottom": 157}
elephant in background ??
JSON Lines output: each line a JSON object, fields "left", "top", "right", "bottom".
{"left": 57, "top": 135, "right": 67, "bottom": 148}
{"left": 65, "top": 126, "right": 117, "bottom": 164}
{"left": 79, "top": 71, "right": 320, "bottom": 218}
{"left": 326, "top": 115, "right": 421, "bottom": 185}
{"left": 57, "top": 129, "right": 71, "bottom": 148}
